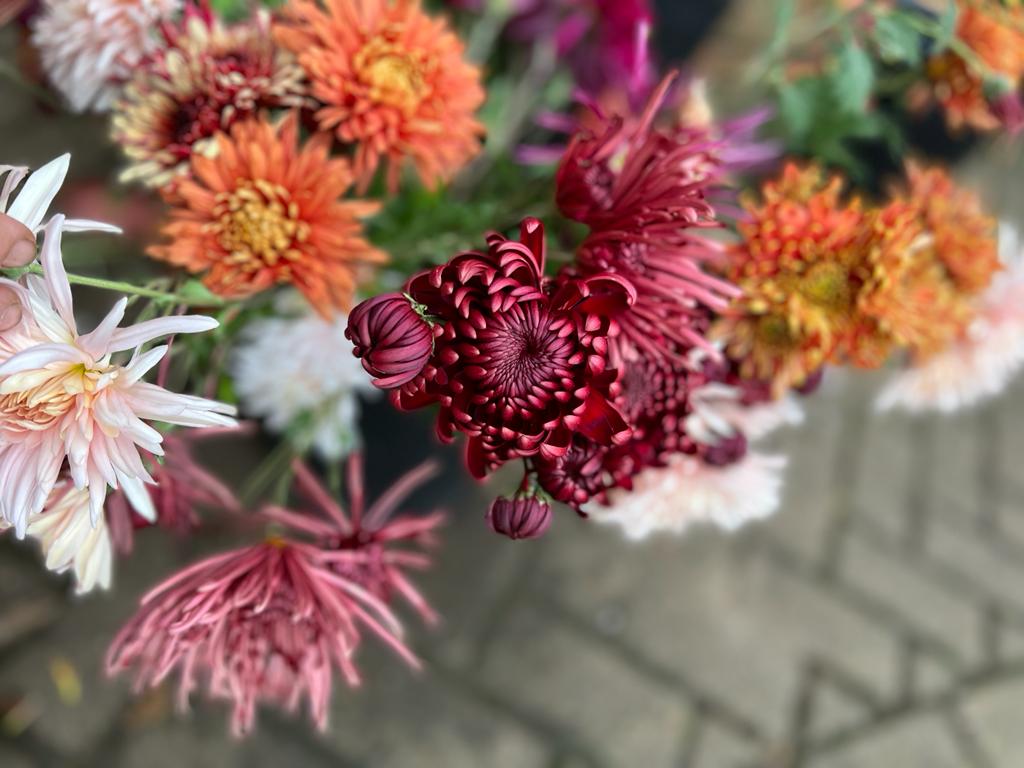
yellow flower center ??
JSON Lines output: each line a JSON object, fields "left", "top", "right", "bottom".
{"left": 800, "top": 261, "right": 852, "bottom": 313}
{"left": 213, "top": 180, "right": 309, "bottom": 270}
{"left": 754, "top": 314, "right": 798, "bottom": 351}
{"left": 0, "top": 363, "right": 100, "bottom": 433}
{"left": 356, "top": 36, "right": 429, "bottom": 114}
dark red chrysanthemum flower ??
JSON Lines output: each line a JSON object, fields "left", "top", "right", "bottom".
{"left": 353, "top": 218, "right": 636, "bottom": 478}
{"left": 557, "top": 74, "right": 740, "bottom": 361}
{"left": 533, "top": 349, "right": 699, "bottom": 507}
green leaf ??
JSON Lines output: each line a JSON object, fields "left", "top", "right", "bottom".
{"left": 777, "top": 79, "right": 818, "bottom": 142}
{"left": 936, "top": 1, "right": 959, "bottom": 47}
{"left": 873, "top": 13, "right": 923, "bottom": 66}
{"left": 178, "top": 279, "right": 222, "bottom": 306}
{"left": 833, "top": 41, "right": 875, "bottom": 114}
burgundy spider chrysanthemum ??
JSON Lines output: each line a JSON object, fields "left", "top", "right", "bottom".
{"left": 350, "top": 218, "right": 636, "bottom": 478}
{"left": 557, "top": 74, "right": 741, "bottom": 361}
{"left": 107, "top": 455, "right": 444, "bottom": 736}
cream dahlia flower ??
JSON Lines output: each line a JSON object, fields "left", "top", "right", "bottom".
{"left": 0, "top": 216, "right": 236, "bottom": 537}
{"left": 231, "top": 299, "right": 377, "bottom": 459}
{"left": 31, "top": 0, "right": 182, "bottom": 113}
{"left": 877, "top": 224, "right": 1024, "bottom": 413}
{"left": 26, "top": 481, "right": 114, "bottom": 594}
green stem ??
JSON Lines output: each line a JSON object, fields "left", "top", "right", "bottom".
{"left": 2, "top": 264, "right": 226, "bottom": 308}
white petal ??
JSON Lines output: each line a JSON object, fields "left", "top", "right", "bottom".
{"left": 39, "top": 216, "right": 76, "bottom": 333}
{"left": 118, "top": 472, "right": 156, "bottom": 523}
{"left": 107, "top": 315, "right": 219, "bottom": 353}
{"left": 7, "top": 154, "right": 69, "bottom": 232}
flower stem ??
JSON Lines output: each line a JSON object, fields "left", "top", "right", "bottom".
{"left": 2, "top": 264, "right": 226, "bottom": 308}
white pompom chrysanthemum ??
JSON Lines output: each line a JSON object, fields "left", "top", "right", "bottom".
{"left": 32, "top": 0, "right": 182, "bottom": 113}
{"left": 232, "top": 303, "right": 378, "bottom": 460}
{"left": 587, "top": 452, "right": 788, "bottom": 541}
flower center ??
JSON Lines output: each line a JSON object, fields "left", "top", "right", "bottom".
{"left": 754, "top": 314, "right": 798, "bottom": 351}
{"left": 800, "top": 261, "right": 852, "bottom": 313}
{"left": 0, "top": 363, "right": 99, "bottom": 433}
{"left": 356, "top": 37, "right": 429, "bottom": 114}
{"left": 213, "top": 180, "right": 309, "bottom": 270}
{"left": 478, "top": 304, "right": 572, "bottom": 399}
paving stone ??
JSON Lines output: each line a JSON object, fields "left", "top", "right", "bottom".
{"left": 0, "top": 534, "right": 179, "bottom": 757}
{"left": 807, "top": 714, "right": 965, "bottom": 768}
{"left": 961, "top": 677, "right": 1024, "bottom": 768}
{"left": 477, "top": 602, "right": 687, "bottom": 768}
{"left": 532, "top": 522, "right": 898, "bottom": 746}
{"left": 838, "top": 534, "right": 982, "bottom": 667}
{"left": 0, "top": 745, "right": 34, "bottom": 768}
{"left": 690, "top": 721, "right": 761, "bottom": 768}
{"left": 321, "top": 646, "right": 547, "bottom": 768}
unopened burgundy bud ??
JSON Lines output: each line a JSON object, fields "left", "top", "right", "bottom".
{"left": 345, "top": 293, "right": 433, "bottom": 389}
{"left": 795, "top": 368, "right": 825, "bottom": 396}
{"left": 0, "top": 212, "right": 36, "bottom": 268}
{"left": 486, "top": 495, "right": 552, "bottom": 540}
{"left": 701, "top": 432, "right": 748, "bottom": 467}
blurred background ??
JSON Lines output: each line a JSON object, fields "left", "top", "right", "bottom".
{"left": 4, "top": 1, "right": 1024, "bottom": 767}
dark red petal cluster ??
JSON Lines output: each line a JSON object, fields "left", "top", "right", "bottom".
{"left": 346, "top": 294, "right": 435, "bottom": 388}
{"left": 487, "top": 495, "right": 552, "bottom": 540}
{"left": 534, "top": 351, "right": 700, "bottom": 508}
{"left": 351, "top": 218, "right": 636, "bottom": 478}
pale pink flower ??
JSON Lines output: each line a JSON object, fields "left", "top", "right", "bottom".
{"left": 0, "top": 215, "right": 236, "bottom": 537}
{"left": 108, "top": 455, "right": 444, "bottom": 736}
{"left": 587, "top": 451, "right": 788, "bottom": 540}
{"left": 877, "top": 226, "right": 1024, "bottom": 413}
{"left": 31, "top": 0, "right": 182, "bottom": 113}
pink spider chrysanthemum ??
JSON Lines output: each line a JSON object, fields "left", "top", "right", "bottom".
{"left": 0, "top": 216, "right": 236, "bottom": 537}
{"left": 107, "top": 455, "right": 444, "bottom": 736}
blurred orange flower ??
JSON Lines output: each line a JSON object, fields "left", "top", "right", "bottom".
{"left": 925, "top": 1, "right": 1024, "bottom": 131}
{"left": 274, "top": 0, "right": 485, "bottom": 192}
{"left": 148, "top": 113, "right": 386, "bottom": 315}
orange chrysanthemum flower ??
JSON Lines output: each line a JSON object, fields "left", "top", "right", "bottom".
{"left": 273, "top": 0, "right": 485, "bottom": 191}
{"left": 925, "top": 1, "right": 1024, "bottom": 131}
{"left": 148, "top": 114, "right": 386, "bottom": 315}
{"left": 715, "top": 165, "right": 942, "bottom": 389}
{"left": 857, "top": 163, "right": 999, "bottom": 361}
{"left": 903, "top": 163, "right": 1000, "bottom": 294}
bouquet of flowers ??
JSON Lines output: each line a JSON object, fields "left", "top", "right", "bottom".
{"left": 1, "top": 0, "right": 1022, "bottom": 735}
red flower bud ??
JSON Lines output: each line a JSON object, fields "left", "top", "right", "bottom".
{"left": 486, "top": 495, "right": 552, "bottom": 540}
{"left": 346, "top": 293, "right": 433, "bottom": 389}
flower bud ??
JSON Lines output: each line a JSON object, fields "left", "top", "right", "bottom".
{"left": 701, "top": 431, "right": 748, "bottom": 467}
{"left": 486, "top": 495, "right": 552, "bottom": 540}
{"left": 0, "top": 212, "right": 36, "bottom": 268}
{"left": 345, "top": 293, "right": 433, "bottom": 389}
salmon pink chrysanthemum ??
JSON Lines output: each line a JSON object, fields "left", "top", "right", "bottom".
{"left": 148, "top": 114, "right": 387, "bottom": 316}
{"left": 274, "top": 0, "right": 485, "bottom": 191}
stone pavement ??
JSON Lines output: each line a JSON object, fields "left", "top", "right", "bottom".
{"left": 4, "top": 365, "right": 1024, "bottom": 768}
